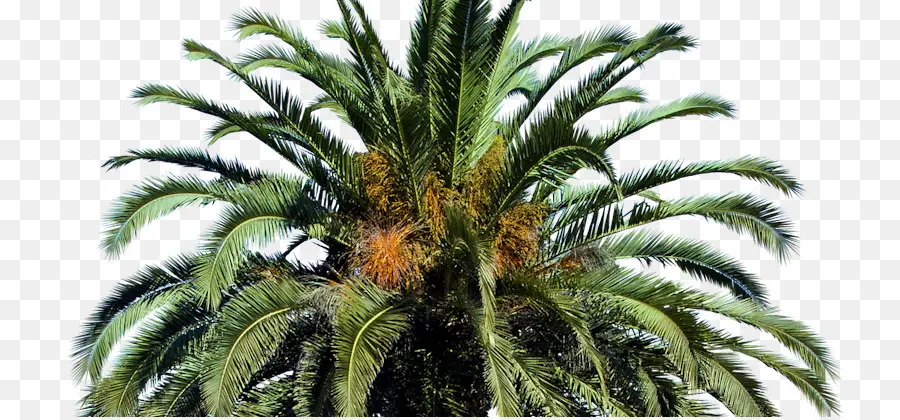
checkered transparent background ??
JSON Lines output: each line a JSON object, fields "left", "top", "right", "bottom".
{"left": 1, "top": 0, "right": 894, "bottom": 418}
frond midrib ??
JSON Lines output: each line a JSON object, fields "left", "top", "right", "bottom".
{"left": 214, "top": 306, "right": 294, "bottom": 411}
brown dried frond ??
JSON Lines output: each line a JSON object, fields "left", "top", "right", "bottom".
{"left": 550, "top": 245, "right": 613, "bottom": 275}
{"left": 359, "top": 151, "right": 411, "bottom": 219}
{"left": 464, "top": 135, "right": 506, "bottom": 221}
{"left": 556, "top": 255, "right": 584, "bottom": 274}
{"left": 351, "top": 222, "right": 426, "bottom": 290}
{"left": 493, "top": 202, "right": 548, "bottom": 273}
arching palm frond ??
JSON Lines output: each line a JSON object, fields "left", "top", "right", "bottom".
{"left": 445, "top": 206, "right": 522, "bottom": 416}
{"left": 103, "top": 147, "right": 268, "bottom": 184}
{"left": 293, "top": 333, "right": 336, "bottom": 416}
{"left": 131, "top": 84, "right": 310, "bottom": 171}
{"left": 722, "top": 339, "right": 839, "bottom": 415}
{"left": 546, "top": 155, "right": 803, "bottom": 220}
{"left": 501, "top": 24, "right": 636, "bottom": 135}
{"left": 547, "top": 193, "right": 798, "bottom": 262}
{"left": 547, "top": 23, "right": 697, "bottom": 128}
{"left": 524, "top": 94, "right": 734, "bottom": 205}
{"left": 602, "top": 230, "right": 770, "bottom": 305}
{"left": 201, "top": 278, "right": 309, "bottom": 416}
{"left": 100, "top": 176, "right": 223, "bottom": 258}
{"left": 694, "top": 348, "right": 778, "bottom": 417}
{"left": 471, "top": 312, "right": 521, "bottom": 417}
{"left": 492, "top": 119, "right": 617, "bottom": 221}
{"left": 181, "top": 40, "right": 363, "bottom": 186}
{"left": 510, "top": 351, "right": 571, "bottom": 416}
{"left": 81, "top": 305, "right": 208, "bottom": 416}
{"left": 498, "top": 274, "right": 609, "bottom": 396}
{"left": 234, "top": 374, "right": 296, "bottom": 416}
{"left": 594, "top": 94, "right": 735, "bottom": 148}
{"left": 72, "top": 255, "right": 197, "bottom": 384}
{"left": 579, "top": 267, "right": 838, "bottom": 416}
{"left": 331, "top": 281, "right": 409, "bottom": 417}
{"left": 588, "top": 284, "right": 701, "bottom": 388}
{"left": 138, "top": 355, "right": 207, "bottom": 417}
{"left": 193, "top": 177, "right": 323, "bottom": 309}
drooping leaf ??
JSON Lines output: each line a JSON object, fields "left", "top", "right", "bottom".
{"left": 100, "top": 176, "right": 222, "bottom": 258}
{"left": 201, "top": 278, "right": 309, "bottom": 416}
{"left": 331, "top": 282, "right": 409, "bottom": 417}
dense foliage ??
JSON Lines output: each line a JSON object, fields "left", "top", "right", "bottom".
{"left": 74, "top": 0, "right": 838, "bottom": 416}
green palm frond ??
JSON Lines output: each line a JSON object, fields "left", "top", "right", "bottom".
{"left": 103, "top": 147, "right": 268, "bottom": 184}
{"left": 138, "top": 355, "right": 206, "bottom": 417}
{"left": 234, "top": 375, "right": 296, "bottom": 416}
{"left": 584, "top": 267, "right": 837, "bottom": 388}
{"left": 331, "top": 281, "right": 409, "bottom": 417}
{"left": 547, "top": 156, "right": 803, "bottom": 219}
{"left": 229, "top": 10, "right": 367, "bottom": 130}
{"left": 484, "top": 35, "right": 571, "bottom": 110}
{"left": 502, "top": 25, "right": 636, "bottom": 134}
{"left": 502, "top": 34, "right": 572, "bottom": 79}
{"left": 204, "top": 118, "right": 245, "bottom": 145}
{"left": 722, "top": 339, "right": 839, "bottom": 416}
{"left": 662, "top": 383, "right": 718, "bottom": 417}
{"left": 201, "top": 278, "right": 309, "bottom": 416}
{"left": 471, "top": 312, "right": 521, "bottom": 417}
{"left": 617, "top": 156, "right": 804, "bottom": 198}
{"left": 546, "top": 23, "right": 697, "bottom": 128}
{"left": 499, "top": 275, "right": 610, "bottom": 395}
{"left": 493, "top": 121, "right": 616, "bottom": 220}
{"left": 71, "top": 256, "right": 193, "bottom": 382}
{"left": 445, "top": 206, "right": 495, "bottom": 308}
{"left": 504, "top": 80, "right": 733, "bottom": 214}
{"left": 457, "top": 0, "right": 530, "bottom": 174}
{"left": 72, "top": 256, "right": 197, "bottom": 384}
{"left": 521, "top": 95, "right": 734, "bottom": 203}
{"left": 100, "top": 175, "right": 222, "bottom": 258}
{"left": 325, "top": 1, "right": 415, "bottom": 163}
{"left": 589, "top": 285, "right": 700, "bottom": 388}
{"left": 593, "top": 94, "right": 735, "bottom": 148}
{"left": 548, "top": 193, "right": 798, "bottom": 262}
{"left": 200, "top": 75, "right": 365, "bottom": 207}
{"left": 553, "top": 368, "right": 611, "bottom": 415}
{"left": 346, "top": 0, "right": 403, "bottom": 77}
{"left": 529, "top": 25, "right": 636, "bottom": 104}
{"left": 82, "top": 304, "right": 208, "bottom": 416}
{"left": 131, "top": 84, "right": 309, "bottom": 169}
{"left": 181, "top": 40, "right": 363, "bottom": 187}
{"left": 692, "top": 300, "right": 838, "bottom": 381}
{"left": 602, "top": 230, "right": 770, "bottom": 305}
{"left": 428, "top": 0, "right": 495, "bottom": 185}
{"left": 293, "top": 333, "right": 336, "bottom": 416}
{"left": 511, "top": 351, "right": 571, "bottom": 416}
{"left": 694, "top": 349, "right": 778, "bottom": 416}
{"left": 230, "top": 8, "right": 309, "bottom": 52}
{"left": 634, "top": 364, "right": 662, "bottom": 416}
{"left": 329, "top": 0, "right": 395, "bottom": 88}
{"left": 233, "top": 42, "right": 372, "bottom": 135}
{"left": 193, "top": 178, "right": 322, "bottom": 309}
{"left": 444, "top": 206, "right": 524, "bottom": 416}
{"left": 406, "top": 0, "right": 451, "bottom": 93}
{"left": 308, "top": 92, "right": 352, "bottom": 124}
{"left": 590, "top": 86, "right": 648, "bottom": 109}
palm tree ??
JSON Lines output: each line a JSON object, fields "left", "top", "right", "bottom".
{"left": 73, "top": 0, "right": 838, "bottom": 417}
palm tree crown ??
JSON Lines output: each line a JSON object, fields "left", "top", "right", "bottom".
{"left": 74, "top": 0, "right": 838, "bottom": 417}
